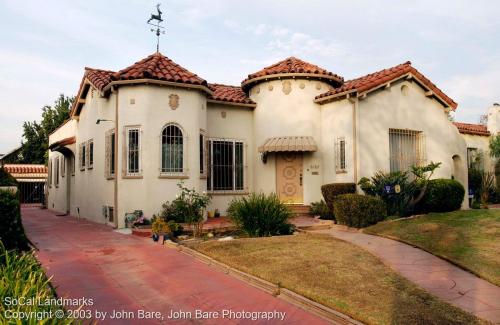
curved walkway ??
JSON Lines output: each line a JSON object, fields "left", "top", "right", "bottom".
{"left": 310, "top": 228, "right": 500, "bottom": 323}
{"left": 22, "top": 207, "right": 329, "bottom": 325}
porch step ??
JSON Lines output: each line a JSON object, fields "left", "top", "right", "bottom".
{"left": 287, "top": 204, "right": 311, "bottom": 217}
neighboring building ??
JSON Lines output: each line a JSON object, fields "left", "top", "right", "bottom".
{"left": 4, "top": 164, "right": 47, "bottom": 204}
{"left": 48, "top": 53, "right": 471, "bottom": 228}
{"left": 454, "top": 103, "right": 500, "bottom": 173}
{"left": 0, "top": 146, "right": 22, "bottom": 164}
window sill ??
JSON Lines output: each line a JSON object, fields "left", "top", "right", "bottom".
{"left": 106, "top": 176, "right": 116, "bottom": 180}
{"left": 87, "top": 166, "right": 93, "bottom": 170}
{"left": 207, "top": 190, "right": 249, "bottom": 195}
{"left": 336, "top": 170, "right": 348, "bottom": 174}
{"left": 200, "top": 175, "right": 207, "bottom": 179}
{"left": 158, "top": 174, "right": 189, "bottom": 179}
{"left": 123, "top": 175, "right": 143, "bottom": 179}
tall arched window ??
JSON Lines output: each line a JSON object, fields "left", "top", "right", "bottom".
{"left": 161, "top": 124, "right": 184, "bottom": 173}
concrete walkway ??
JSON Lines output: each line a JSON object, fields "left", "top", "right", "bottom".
{"left": 22, "top": 207, "right": 328, "bottom": 325}
{"left": 310, "top": 228, "right": 500, "bottom": 323}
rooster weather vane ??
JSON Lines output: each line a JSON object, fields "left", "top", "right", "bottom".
{"left": 148, "top": 4, "right": 165, "bottom": 52}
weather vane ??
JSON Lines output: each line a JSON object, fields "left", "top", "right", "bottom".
{"left": 147, "top": 3, "right": 165, "bottom": 52}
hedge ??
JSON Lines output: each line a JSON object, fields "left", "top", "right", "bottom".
{"left": 0, "top": 190, "right": 29, "bottom": 251}
{"left": 417, "top": 179, "right": 465, "bottom": 213}
{"left": 333, "top": 194, "right": 387, "bottom": 228}
{"left": 0, "top": 167, "right": 17, "bottom": 186}
{"left": 321, "top": 183, "right": 356, "bottom": 217}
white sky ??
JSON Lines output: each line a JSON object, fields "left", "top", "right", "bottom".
{"left": 0, "top": 0, "right": 499, "bottom": 153}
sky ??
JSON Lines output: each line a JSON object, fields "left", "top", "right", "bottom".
{"left": 0, "top": 0, "right": 499, "bottom": 153}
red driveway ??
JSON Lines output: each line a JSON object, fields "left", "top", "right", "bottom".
{"left": 22, "top": 207, "right": 329, "bottom": 325}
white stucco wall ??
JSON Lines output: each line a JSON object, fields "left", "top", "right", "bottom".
{"left": 320, "top": 99, "right": 355, "bottom": 184}
{"left": 250, "top": 78, "right": 331, "bottom": 204}
{"left": 461, "top": 134, "right": 494, "bottom": 172}
{"left": 356, "top": 80, "right": 468, "bottom": 206}
{"left": 206, "top": 103, "right": 254, "bottom": 214}
{"left": 115, "top": 85, "right": 207, "bottom": 227}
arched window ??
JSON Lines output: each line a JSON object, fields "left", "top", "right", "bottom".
{"left": 161, "top": 124, "right": 184, "bottom": 173}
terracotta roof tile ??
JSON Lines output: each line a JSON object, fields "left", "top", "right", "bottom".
{"left": 316, "top": 61, "right": 458, "bottom": 110}
{"left": 111, "top": 52, "right": 207, "bottom": 87}
{"left": 453, "top": 122, "right": 490, "bottom": 136}
{"left": 4, "top": 164, "right": 48, "bottom": 175}
{"left": 85, "top": 68, "right": 114, "bottom": 91}
{"left": 208, "top": 83, "right": 256, "bottom": 106}
{"left": 242, "top": 57, "right": 343, "bottom": 90}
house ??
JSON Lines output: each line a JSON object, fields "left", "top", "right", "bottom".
{"left": 454, "top": 103, "right": 500, "bottom": 172}
{"left": 48, "top": 53, "right": 474, "bottom": 228}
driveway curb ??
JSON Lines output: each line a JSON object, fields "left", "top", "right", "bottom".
{"left": 175, "top": 243, "right": 364, "bottom": 325}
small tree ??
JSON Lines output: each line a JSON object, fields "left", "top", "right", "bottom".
{"left": 175, "top": 182, "right": 211, "bottom": 237}
{"left": 489, "top": 134, "right": 500, "bottom": 159}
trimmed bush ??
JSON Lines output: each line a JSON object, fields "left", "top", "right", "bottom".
{"left": 309, "top": 200, "right": 333, "bottom": 220}
{"left": 321, "top": 183, "right": 356, "bottom": 217}
{"left": 417, "top": 179, "right": 465, "bottom": 213}
{"left": 227, "top": 193, "right": 294, "bottom": 237}
{"left": 0, "top": 167, "right": 17, "bottom": 186}
{"left": 333, "top": 194, "right": 387, "bottom": 228}
{"left": 0, "top": 190, "right": 29, "bottom": 251}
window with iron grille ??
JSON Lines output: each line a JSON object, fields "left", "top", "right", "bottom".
{"left": 335, "top": 137, "right": 347, "bottom": 172}
{"left": 70, "top": 155, "right": 75, "bottom": 176}
{"left": 55, "top": 157, "right": 59, "bottom": 187}
{"left": 79, "top": 143, "right": 86, "bottom": 170}
{"left": 87, "top": 139, "right": 94, "bottom": 169}
{"left": 207, "top": 139, "right": 244, "bottom": 191}
{"left": 389, "top": 129, "right": 426, "bottom": 172}
{"left": 200, "top": 132, "right": 206, "bottom": 176}
{"left": 467, "top": 148, "right": 483, "bottom": 170}
{"left": 126, "top": 127, "right": 141, "bottom": 176}
{"left": 161, "top": 124, "right": 184, "bottom": 174}
{"left": 105, "top": 129, "right": 115, "bottom": 178}
{"left": 48, "top": 159, "right": 52, "bottom": 187}
{"left": 61, "top": 156, "right": 65, "bottom": 177}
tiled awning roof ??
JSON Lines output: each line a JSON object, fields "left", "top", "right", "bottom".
{"left": 453, "top": 122, "right": 490, "bottom": 136}
{"left": 258, "top": 136, "right": 318, "bottom": 153}
{"left": 49, "top": 136, "right": 76, "bottom": 151}
{"left": 4, "top": 164, "right": 48, "bottom": 179}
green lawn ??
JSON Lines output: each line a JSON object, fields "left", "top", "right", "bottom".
{"left": 190, "top": 234, "right": 485, "bottom": 325}
{"left": 364, "top": 209, "right": 500, "bottom": 286}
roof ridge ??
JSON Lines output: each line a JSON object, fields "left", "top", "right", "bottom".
{"left": 209, "top": 83, "right": 242, "bottom": 88}
{"left": 85, "top": 67, "right": 115, "bottom": 73}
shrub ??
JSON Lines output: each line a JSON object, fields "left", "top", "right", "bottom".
{"left": 227, "top": 193, "right": 294, "bottom": 237}
{"left": 358, "top": 162, "right": 442, "bottom": 216}
{"left": 468, "top": 168, "right": 482, "bottom": 200}
{"left": 160, "top": 182, "right": 211, "bottom": 224}
{"left": 0, "top": 244, "right": 73, "bottom": 324}
{"left": 309, "top": 200, "right": 333, "bottom": 220}
{"left": 0, "top": 190, "right": 29, "bottom": 251}
{"left": 417, "top": 179, "right": 465, "bottom": 213}
{"left": 333, "top": 194, "right": 387, "bottom": 228}
{"left": 0, "top": 167, "right": 17, "bottom": 186}
{"left": 320, "top": 183, "right": 356, "bottom": 216}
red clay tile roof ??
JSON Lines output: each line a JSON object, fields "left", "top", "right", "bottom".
{"left": 315, "top": 61, "right": 458, "bottom": 110}
{"left": 111, "top": 52, "right": 207, "bottom": 87}
{"left": 242, "top": 57, "right": 343, "bottom": 90}
{"left": 208, "top": 84, "right": 256, "bottom": 106}
{"left": 85, "top": 68, "right": 114, "bottom": 91}
{"left": 4, "top": 164, "right": 48, "bottom": 175}
{"left": 453, "top": 122, "right": 490, "bottom": 136}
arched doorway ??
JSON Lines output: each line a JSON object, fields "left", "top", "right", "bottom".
{"left": 452, "top": 154, "right": 468, "bottom": 208}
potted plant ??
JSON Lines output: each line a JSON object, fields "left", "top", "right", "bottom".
{"left": 152, "top": 218, "right": 170, "bottom": 243}
{"left": 214, "top": 208, "right": 220, "bottom": 218}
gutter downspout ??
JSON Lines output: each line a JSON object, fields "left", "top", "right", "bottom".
{"left": 113, "top": 87, "right": 119, "bottom": 228}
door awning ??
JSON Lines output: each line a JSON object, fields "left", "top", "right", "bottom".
{"left": 258, "top": 136, "right": 318, "bottom": 153}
